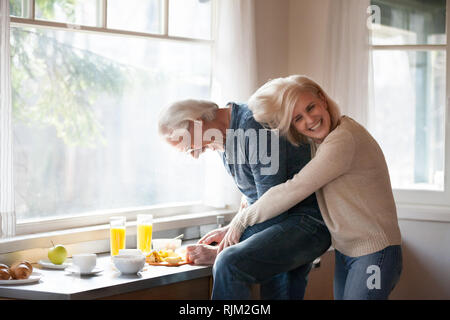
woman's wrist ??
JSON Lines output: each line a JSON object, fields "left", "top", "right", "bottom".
{"left": 229, "top": 209, "right": 247, "bottom": 235}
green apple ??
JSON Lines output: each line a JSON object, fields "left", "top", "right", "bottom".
{"left": 48, "top": 243, "right": 67, "bottom": 265}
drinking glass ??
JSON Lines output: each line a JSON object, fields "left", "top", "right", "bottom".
{"left": 137, "top": 214, "right": 153, "bottom": 255}
{"left": 110, "top": 216, "right": 126, "bottom": 256}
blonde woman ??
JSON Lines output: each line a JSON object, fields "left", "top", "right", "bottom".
{"left": 218, "top": 75, "right": 403, "bottom": 300}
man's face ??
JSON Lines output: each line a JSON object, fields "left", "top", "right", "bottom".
{"left": 165, "top": 120, "right": 223, "bottom": 159}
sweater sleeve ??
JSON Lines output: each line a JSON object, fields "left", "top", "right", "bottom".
{"left": 233, "top": 129, "right": 356, "bottom": 229}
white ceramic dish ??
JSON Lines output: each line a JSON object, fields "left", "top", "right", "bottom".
{"left": 65, "top": 266, "right": 103, "bottom": 275}
{"left": 118, "top": 249, "right": 143, "bottom": 256}
{"left": 38, "top": 259, "right": 72, "bottom": 270}
{"left": 112, "top": 254, "right": 145, "bottom": 274}
{"left": 152, "top": 238, "right": 182, "bottom": 251}
{"left": 0, "top": 272, "right": 42, "bottom": 285}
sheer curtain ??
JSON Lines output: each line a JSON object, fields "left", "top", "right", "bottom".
{"left": 204, "top": 0, "right": 258, "bottom": 209}
{"left": 211, "top": 0, "right": 258, "bottom": 106}
{"left": 0, "top": 0, "right": 15, "bottom": 238}
{"left": 322, "top": 0, "right": 371, "bottom": 126}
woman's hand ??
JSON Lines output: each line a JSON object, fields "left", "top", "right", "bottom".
{"left": 198, "top": 225, "right": 229, "bottom": 245}
{"left": 240, "top": 196, "right": 248, "bottom": 211}
{"left": 217, "top": 200, "right": 249, "bottom": 253}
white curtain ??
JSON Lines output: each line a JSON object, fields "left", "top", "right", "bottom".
{"left": 0, "top": 0, "right": 15, "bottom": 238}
{"left": 322, "top": 0, "right": 371, "bottom": 126}
{"left": 204, "top": 0, "right": 258, "bottom": 210}
{"left": 211, "top": 0, "right": 258, "bottom": 106}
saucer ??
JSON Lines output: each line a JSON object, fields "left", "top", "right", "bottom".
{"left": 65, "top": 266, "right": 103, "bottom": 275}
{"left": 38, "top": 259, "right": 72, "bottom": 270}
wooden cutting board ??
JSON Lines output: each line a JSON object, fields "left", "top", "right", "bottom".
{"left": 147, "top": 261, "right": 191, "bottom": 267}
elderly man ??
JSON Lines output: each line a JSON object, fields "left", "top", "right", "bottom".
{"left": 158, "top": 99, "right": 331, "bottom": 300}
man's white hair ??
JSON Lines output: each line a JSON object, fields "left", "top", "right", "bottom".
{"left": 158, "top": 99, "right": 219, "bottom": 137}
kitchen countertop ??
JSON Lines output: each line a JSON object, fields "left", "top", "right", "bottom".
{"left": 0, "top": 253, "right": 212, "bottom": 300}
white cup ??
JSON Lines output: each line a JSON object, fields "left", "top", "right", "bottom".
{"left": 72, "top": 253, "right": 97, "bottom": 274}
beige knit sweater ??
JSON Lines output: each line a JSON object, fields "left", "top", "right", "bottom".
{"left": 232, "top": 116, "right": 402, "bottom": 257}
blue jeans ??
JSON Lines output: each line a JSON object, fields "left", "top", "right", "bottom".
{"left": 211, "top": 212, "right": 331, "bottom": 300}
{"left": 334, "top": 245, "right": 403, "bottom": 300}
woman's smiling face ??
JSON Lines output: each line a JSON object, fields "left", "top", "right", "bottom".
{"left": 291, "top": 91, "right": 331, "bottom": 143}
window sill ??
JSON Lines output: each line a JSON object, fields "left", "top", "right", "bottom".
{"left": 0, "top": 209, "right": 236, "bottom": 261}
{"left": 396, "top": 203, "right": 450, "bottom": 223}
{"left": 2, "top": 203, "right": 448, "bottom": 257}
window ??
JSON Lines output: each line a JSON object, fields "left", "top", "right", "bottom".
{"left": 9, "top": 0, "right": 219, "bottom": 231}
{"left": 369, "top": 0, "right": 450, "bottom": 206}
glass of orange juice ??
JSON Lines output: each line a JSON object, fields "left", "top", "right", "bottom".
{"left": 137, "top": 214, "right": 153, "bottom": 255}
{"left": 110, "top": 216, "right": 126, "bottom": 256}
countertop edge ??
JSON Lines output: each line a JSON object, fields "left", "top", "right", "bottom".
{"left": 0, "top": 265, "right": 213, "bottom": 300}
{"left": 69, "top": 266, "right": 213, "bottom": 300}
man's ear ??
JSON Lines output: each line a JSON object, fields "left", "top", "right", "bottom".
{"left": 188, "top": 118, "right": 203, "bottom": 131}
{"left": 194, "top": 118, "right": 205, "bottom": 130}
{"left": 190, "top": 119, "right": 204, "bottom": 149}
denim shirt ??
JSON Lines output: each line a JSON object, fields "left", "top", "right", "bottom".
{"left": 220, "top": 102, "right": 322, "bottom": 220}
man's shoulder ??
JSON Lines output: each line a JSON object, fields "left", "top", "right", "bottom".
{"left": 228, "top": 102, "right": 264, "bottom": 130}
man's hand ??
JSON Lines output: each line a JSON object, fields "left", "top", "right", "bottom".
{"left": 186, "top": 244, "right": 218, "bottom": 265}
{"left": 198, "top": 225, "right": 230, "bottom": 245}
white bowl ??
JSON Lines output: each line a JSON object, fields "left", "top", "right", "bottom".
{"left": 152, "top": 238, "right": 182, "bottom": 251}
{"left": 112, "top": 254, "right": 145, "bottom": 274}
{"left": 118, "top": 249, "right": 143, "bottom": 256}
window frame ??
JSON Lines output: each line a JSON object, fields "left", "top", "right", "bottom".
{"left": 10, "top": 0, "right": 215, "bottom": 44}
{"left": 8, "top": 0, "right": 223, "bottom": 236}
{"left": 369, "top": 0, "right": 450, "bottom": 208}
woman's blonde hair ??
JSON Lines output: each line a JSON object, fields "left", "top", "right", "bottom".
{"left": 248, "top": 75, "right": 341, "bottom": 145}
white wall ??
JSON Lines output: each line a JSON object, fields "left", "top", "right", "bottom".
{"left": 254, "top": 0, "right": 290, "bottom": 87}
{"left": 255, "top": 0, "right": 330, "bottom": 86}
{"left": 390, "top": 219, "right": 450, "bottom": 299}
{"left": 254, "top": 0, "right": 450, "bottom": 299}
{"left": 288, "top": 0, "right": 331, "bottom": 84}
{"left": 255, "top": 0, "right": 331, "bottom": 83}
